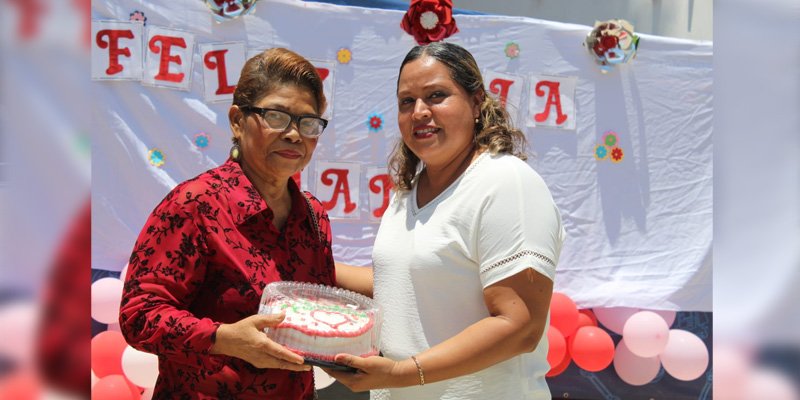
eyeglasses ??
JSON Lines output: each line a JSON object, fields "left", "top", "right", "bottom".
{"left": 240, "top": 106, "right": 328, "bottom": 139}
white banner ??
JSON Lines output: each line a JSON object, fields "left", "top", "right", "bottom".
{"left": 91, "top": 0, "right": 713, "bottom": 311}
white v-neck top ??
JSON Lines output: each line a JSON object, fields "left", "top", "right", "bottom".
{"left": 371, "top": 152, "right": 565, "bottom": 400}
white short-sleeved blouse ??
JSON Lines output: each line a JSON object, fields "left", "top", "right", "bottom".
{"left": 372, "top": 152, "right": 565, "bottom": 400}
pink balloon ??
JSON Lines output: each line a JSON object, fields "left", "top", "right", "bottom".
{"left": 91, "top": 331, "right": 128, "bottom": 378}
{"left": 549, "top": 292, "right": 579, "bottom": 337}
{"left": 651, "top": 309, "right": 676, "bottom": 328}
{"left": 613, "top": 339, "right": 661, "bottom": 386}
{"left": 622, "top": 311, "right": 669, "bottom": 357}
{"left": 593, "top": 307, "right": 639, "bottom": 335}
{"left": 570, "top": 326, "right": 615, "bottom": 372}
{"left": 91, "top": 375, "right": 141, "bottom": 400}
{"left": 546, "top": 326, "right": 566, "bottom": 369}
{"left": 660, "top": 330, "right": 709, "bottom": 381}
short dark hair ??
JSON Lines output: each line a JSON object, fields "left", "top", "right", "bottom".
{"left": 233, "top": 48, "right": 326, "bottom": 115}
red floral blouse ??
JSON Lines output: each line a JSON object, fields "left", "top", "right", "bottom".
{"left": 119, "top": 160, "right": 335, "bottom": 399}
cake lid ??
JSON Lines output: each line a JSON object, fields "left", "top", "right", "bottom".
{"left": 259, "top": 281, "right": 380, "bottom": 315}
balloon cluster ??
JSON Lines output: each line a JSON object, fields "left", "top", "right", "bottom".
{"left": 584, "top": 19, "right": 640, "bottom": 73}
{"left": 546, "top": 294, "right": 710, "bottom": 386}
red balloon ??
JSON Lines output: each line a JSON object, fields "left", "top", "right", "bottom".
{"left": 569, "top": 326, "right": 615, "bottom": 372}
{"left": 91, "top": 331, "right": 128, "bottom": 378}
{"left": 546, "top": 326, "right": 566, "bottom": 369}
{"left": 91, "top": 375, "right": 141, "bottom": 400}
{"left": 549, "top": 292, "right": 579, "bottom": 337}
{"left": 0, "top": 370, "right": 41, "bottom": 399}
{"left": 546, "top": 350, "right": 571, "bottom": 378}
{"left": 578, "top": 309, "right": 598, "bottom": 327}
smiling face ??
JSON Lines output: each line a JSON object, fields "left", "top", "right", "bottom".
{"left": 396, "top": 56, "right": 482, "bottom": 169}
{"left": 230, "top": 84, "right": 319, "bottom": 186}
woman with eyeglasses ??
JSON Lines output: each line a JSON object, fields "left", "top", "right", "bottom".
{"left": 119, "top": 48, "right": 333, "bottom": 399}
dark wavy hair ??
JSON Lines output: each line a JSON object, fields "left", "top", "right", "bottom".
{"left": 232, "top": 48, "right": 326, "bottom": 115}
{"left": 389, "top": 42, "right": 528, "bottom": 191}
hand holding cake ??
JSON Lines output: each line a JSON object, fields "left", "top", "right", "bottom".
{"left": 210, "top": 313, "right": 311, "bottom": 372}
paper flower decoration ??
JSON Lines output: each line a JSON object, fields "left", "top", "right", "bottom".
{"left": 367, "top": 113, "right": 384, "bottom": 133}
{"left": 401, "top": 0, "right": 459, "bottom": 45}
{"left": 504, "top": 42, "right": 520, "bottom": 59}
{"left": 610, "top": 146, "right": 624, "bottom": 163}
{"left": 594, "top": 144, "right": 608, "bottom": 161}
{"left": 194, "top": 133, "right": 210, "bottom": 149}
{"left": 129, "top": 10, "right": 147, "bottom": 25}
{"left": 148, "top": 148, "right": 165, "bottom": 167}
{"left": 337, "top": 48, "right": 352, "bottom": 64}
{"left": 584, "top": 19, "right": 639, "bottom": 73}
{"left": 203, "top": 0, "right": 258, "bottom": 22}
{"left": 603, "top": 131, "right": 618, "bottom": 147}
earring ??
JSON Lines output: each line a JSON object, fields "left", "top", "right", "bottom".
{"left": 230, "top": 137, "right": 241, "bottom": 161}
{"left": 474, "top": 118, "right": 480, "bottom": 124}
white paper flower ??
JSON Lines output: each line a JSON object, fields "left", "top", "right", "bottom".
{"left": 419, "top": 11, "right": 439, "bottom": 30}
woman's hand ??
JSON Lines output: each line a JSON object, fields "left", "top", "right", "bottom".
{"left": 210, "top": 313, "right": 311, "bottom": 372}
{"left": 322, "top": 354, "right": 417, "bottom": 392}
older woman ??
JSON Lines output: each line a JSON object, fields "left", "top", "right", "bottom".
{"left": 329, "top": 42, "right": 565, "bottom": 399}
{"left": 119, "top": 48, "right": 333, "bottom": 399}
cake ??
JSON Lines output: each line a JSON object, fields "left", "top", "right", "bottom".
{"left": 259, "top": 281, "right": 382, "bottom": 362}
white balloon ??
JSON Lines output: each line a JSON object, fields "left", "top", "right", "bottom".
{"left": 0, "top": 300, "right": 39, "bottom": 366}
{"left": 91, "top": 277, "right": 124, "bottom": 324}
{"left": 313, "top": 366, "right": 335, "bottom": 390}
{"left": 120, "top": 263, "right": 129, "bottom": 281}
{"left": 593, "top": 307, "right": 639, "bottom": 334}
{"left": 141, "top": 387, "right": 155, "bottom": 400}
{"left": 613, "top": 339, "right": 661, "bottom": 386}
{"left": 660, "top": 329, "right": 709, "bottom": 381}
{"left": 121, "top": 345, "right": 159, "bottom": 388}
{"left": 744, "top": 366, "right": 799, "bottom": 400}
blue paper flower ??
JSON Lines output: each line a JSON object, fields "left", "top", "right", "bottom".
{"left": 148, "top": 148, "right": 165, "bottom": 167}
{"left": 367, "top": 113, "right": 383, "bottom": 133}
{"left": 194, "top": 133, "right": 210, "bottom": 149}
{"left": 594, "top": 144, "right": 608, "bottom": 161}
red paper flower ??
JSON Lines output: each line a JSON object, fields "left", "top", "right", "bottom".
{"left": 401, "top": 0, "right": 459, "bottom": 45}
{"left": 610, "top": 146, "right": 624, "bottom": 163}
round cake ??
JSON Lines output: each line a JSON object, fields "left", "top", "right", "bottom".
{"left": 259, "top": 281, "right": 382, "bottom": 363}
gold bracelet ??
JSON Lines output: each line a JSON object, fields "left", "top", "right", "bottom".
{"left": 410, "top": 355, "right": 425, "bottom": 386}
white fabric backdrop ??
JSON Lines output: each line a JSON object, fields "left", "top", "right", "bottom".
{"left": 91, "top": 0, "right": 712, "bottom": 311}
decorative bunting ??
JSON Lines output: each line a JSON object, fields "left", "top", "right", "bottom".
{"left": 91, "top": 21, "right": 144, "bottom": 81}
{"left": 366, "top": 166, "right": 393, "bottom": 222}
{"left": 315, "top": 162, "right": 361, "bottom": 219}
{"left": 143, "top": 26, "right": 195, "bottom": 90}
{"left": 528, "top": 75, "right": 577, "bottom": 130}
{"left": 200, "top": 42, "right": 246, "bottom": 102}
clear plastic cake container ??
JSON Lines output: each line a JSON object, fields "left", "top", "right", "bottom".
{"left": 259, "top": 281, "right": 382, "bottom": 367}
